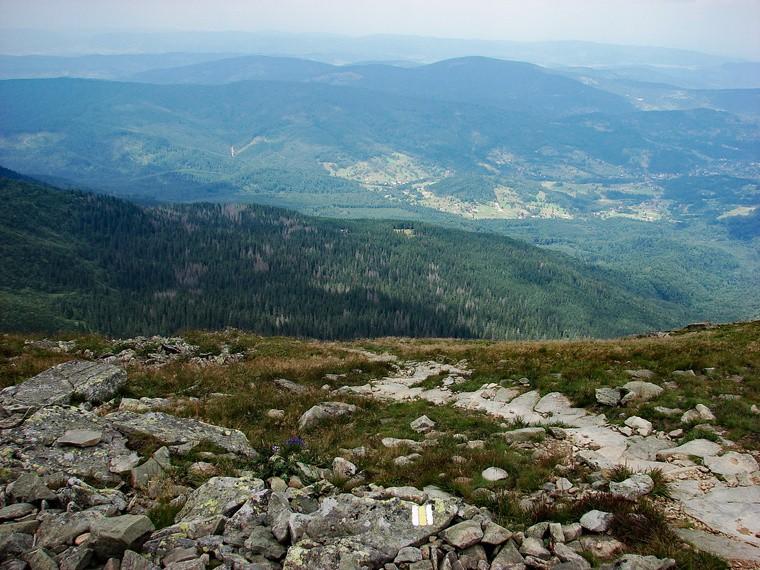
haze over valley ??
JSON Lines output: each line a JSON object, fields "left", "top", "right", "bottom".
{"left": 1, "top": 5, "right": 760, "bottom": 569}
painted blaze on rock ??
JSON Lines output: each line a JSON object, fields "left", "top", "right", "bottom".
{"left": 282, "top": 493, "right": 457, "bottom": 569}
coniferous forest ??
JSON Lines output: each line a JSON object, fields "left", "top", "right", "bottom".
{"left": 0, "top": 169, "right": 688, "bottom": 339}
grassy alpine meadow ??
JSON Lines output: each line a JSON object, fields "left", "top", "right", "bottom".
{"left": 0, "top": 321, "right": 757, "bottom": 568}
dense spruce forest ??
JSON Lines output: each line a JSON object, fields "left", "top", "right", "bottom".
{"left": 0, "top": 169, "right": 689, "bottom": 339}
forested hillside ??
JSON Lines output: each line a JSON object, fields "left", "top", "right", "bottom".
{"left": 0, "top": 171, "right": 689, "bottom": 338}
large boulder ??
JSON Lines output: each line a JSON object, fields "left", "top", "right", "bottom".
{"left": 106, "top": 411, "right": 258, "bottom": 458}
{"left": 441, "top": 520, "right": 483, "bottom": 548}
{"left": 580, "top": 510, "right": 614, "bottom": 533}
{"left": 176, "top": 476, "right": 266, "bottom": 522}
{"left": 282, "top": 493, "right": 457, "bottom": 569}
{"left": 6, "top": 473, "right": 55, "bottom": 503}
{"left": 88, "top": 515, "right": 155, "bottom": 558}
{"left": 298, "top": 402, "right": 357, "bottom": 431}
{"left": 596, "top": 388, "right": 623, "bottom": 407}
{"left": 0, "top": 361, "right": 126, "bottom": 413}
{"left": 1, "top": 406, "right": 133, "bottom": 484}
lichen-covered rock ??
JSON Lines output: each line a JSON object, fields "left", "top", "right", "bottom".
{"left": 0, "top": 361, "right": 126, "bottom": 413}
{"left": 1, "top": 406, "right": 132, "bottom": 484}
{"left": 609, "top": 554, "right": 676, "bottom": 569}
{"left": 121, "top": 549, "right": 159, "bottom": 570}
{"left": 441, "top": 520, "right": 483, "bottom": 548}
{"left": 56, "top": 429, "right": 103, "bottom": 448}
{"left": 176, "top": 476, "right": 265, "bottom": 522}
{"left": 89, "top": 514, "right": 155, "bottom": 558}
{"left": 35, "top": 510, "right": 105, "bottom": 552}
{"left": 595, "top": 388, "right": 622, "bottom": 407}
{"left": 282, "top": 493, "right": 457, "bottom": 569}
{"left": 490, "top": 540, "right": 525, "bottom": 570}
{"left": 6, "top": 473, "right": 55, "bottom": 503}
{"left": 106, "top": 411, "right": 258, "bottom": 458}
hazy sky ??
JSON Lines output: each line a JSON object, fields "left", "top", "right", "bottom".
{"left": 3, "top": 0, "right": 760, "bottom": 59}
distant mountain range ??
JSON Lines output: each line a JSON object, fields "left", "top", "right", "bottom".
{"left": 0, "top": 57, "right": 757, "bottom": 228}
{"left": 0, "top": 31, "right": 741, "bottom": 68}
{"left": 1, "top": 48, "right": 758, "bottom": 334}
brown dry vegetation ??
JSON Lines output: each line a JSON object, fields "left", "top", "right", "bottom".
{"left": 1, "top": 322, "right": 757, "bottom": 569}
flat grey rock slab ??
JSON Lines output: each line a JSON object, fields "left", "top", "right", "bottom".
{"left": 106, "top": 410, "right": 258, "bottom": 458}
{"left": 703, "top": 451, "right": 759, "bottom": 477}
{"left": 671, "top": 480, "right": 760, "bottom": 547}
{"left": 655, "top": 439, "right": 723, "bottom": 460}
{"left": 56, "top": 429, "right": 103, "bottom": 447}
{"left": 1, "top": 406, "right": 133, "bottom": 484}
{"left": 177, "top": 476, "right": 265, "bottom": 522}
{"left": 283, "top": 493, "right": 457, "bottom": 569}
{"left": 675, "top": 528, "right": 760, "bottom": 562}
{"left": 0, "top": 360, "right": 126, "bottom": 413}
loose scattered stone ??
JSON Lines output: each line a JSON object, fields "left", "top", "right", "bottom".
{"left": 620, "top": 381, "right": 663, "bottom": 404}
{"left": 596, "top": 387, "right": 622, "bottom": 407}
{"left": 188, "top": 461, "right": 218, "bottom": 478}
{"left": 6, "top": 473, "right": 56, "bottom": 503}
{"left": 623, "top": 416, "right": 653, "bottom": 436}
{"left": 266, "top": 408, "right": 285, "bottom": 420}
{"left": 297, "top": 401, "right": 357, "bottom": 430}
{"left": 441, "top": 520, "right": 484, "bottom": 549}
{"left": 625, "top": 369, "right": 655, "bottom": 380}
{"left": 609, "top": 473, "right": 655, "bottom": 500}
{"left": 580, "top": 535, "right": 624, "bottom": 559}
{"left": 56, "top": 429, "right": 103, "bottom": 447}
{"left": 89, "top": 515, "right": 155, "bottom": 558}
{"left": 0, "top": 503, "right": 36, "bottom": 522}
{"left": 332, "top": 456, "right": 358, "bottom": 479}
{"left": 410, "top": 415, "right": 436, "bottom": 433}
{"left": 490, "top": 540, "right": 525, "bottom": 570}
{"left": 273, "top": 378, "right": 307, "bottom": 393}
{"left": 519, "top": 536, "right": 551, "bottom": 559}
{"left": 580, "top": 510, "right": 614, "bottom": 533}
{"left": 481, "top": 467, "right": 508, "bottom": 482}
{"left": 681, "top": 404, "right": 715, "bottom": 424}
{"left": 611, "top": 554, "right": 676, "bottom": 569}
{"left": 554, "top": 542, "right": 589, "bottom": 567}
{"left": 395, "top": 546, "right": 423, "bottom": 563}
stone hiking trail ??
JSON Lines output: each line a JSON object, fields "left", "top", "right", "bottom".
{"left": 345, "top": 359, "right": 760, "bottom": 562}
{"left": 0, "top": 350, "right": 758, "bottom": 569}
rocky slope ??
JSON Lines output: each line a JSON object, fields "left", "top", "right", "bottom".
{"left": 1, "top": 324, "right": 758, "bottom": 569}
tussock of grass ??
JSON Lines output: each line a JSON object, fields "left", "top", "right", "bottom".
{"left": 680, "top": 427, "right": 721, "bottom": 444}
{"left": 147, "top": 501, "right": 182, "bottom": 530}
{"left": 646, "top": 468, "right": 672, "bottom": 499}
{"left": 609, "top": 464, "right": 635, "bottom": 482}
